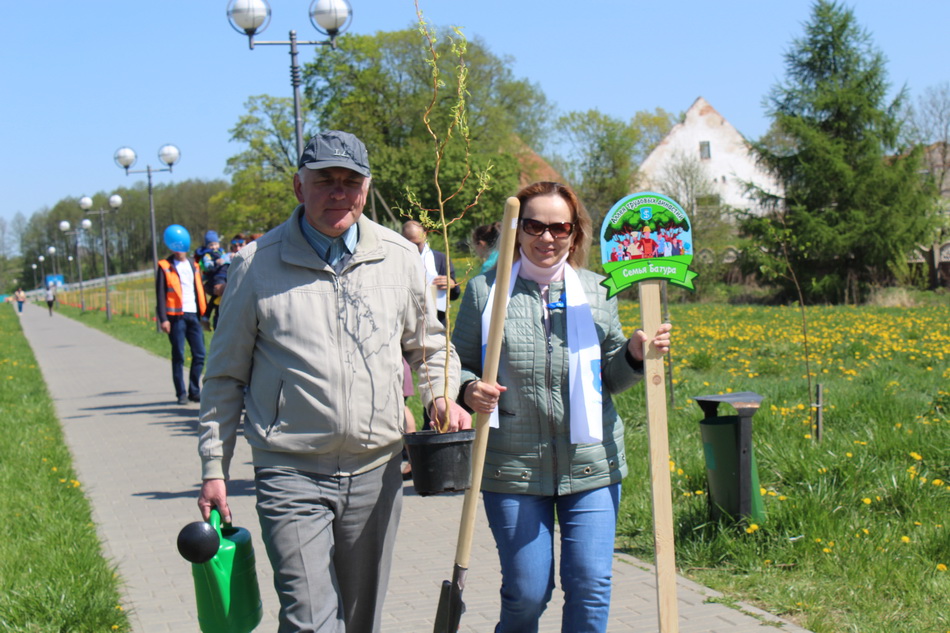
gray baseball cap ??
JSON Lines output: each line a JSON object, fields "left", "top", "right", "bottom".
{"left": 298, "top": 130, "right": 371, "bottom": 177}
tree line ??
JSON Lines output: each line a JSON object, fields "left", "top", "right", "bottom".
{"left": 4, "top": 1, "right": 948, "bottom": 302}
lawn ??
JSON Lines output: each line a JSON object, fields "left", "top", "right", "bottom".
{"left": 613, "top": 301, "right": 949, "bottom": 633}
{"left": 0, "top": 307, "right": 130, "bottom": 632}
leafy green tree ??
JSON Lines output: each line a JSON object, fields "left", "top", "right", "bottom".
{"left": 744, "top": 0, "right": 937, "bottom": 302}
{"left": 217, "top": 95, "right": 304, "bottom": 232}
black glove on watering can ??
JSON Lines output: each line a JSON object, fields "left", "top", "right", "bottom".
{"left": 177, "top": 508, "right": 262, "bottom": 633}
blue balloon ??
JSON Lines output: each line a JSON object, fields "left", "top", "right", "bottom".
{"left": 164, "top": 224, "right": 191, "bottom": 252}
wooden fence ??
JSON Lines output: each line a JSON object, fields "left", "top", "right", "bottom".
{"left": 56, "top": 288, "right": 155, "bottom": 319}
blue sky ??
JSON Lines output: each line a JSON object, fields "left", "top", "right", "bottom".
{"left": 2, "top": 0, "right": 947, "bottom": 226}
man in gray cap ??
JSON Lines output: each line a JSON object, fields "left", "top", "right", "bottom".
{"left": 197, "top": 130, "right": 471, "bottom": 632}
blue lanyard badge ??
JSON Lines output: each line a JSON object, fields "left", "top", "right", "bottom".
{"left": 547, "top": 291, "right": 566, "bottom": 310}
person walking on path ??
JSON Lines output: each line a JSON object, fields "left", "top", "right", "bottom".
{"left": 196, "top": 130, "right": 471, "bottom": 633}
{"left": 44, "top": 284, "right": 56, "bottom": 316}
{"left": 452, "top": 181, "right": 672, "bottom": 633}
{"left": 14, "top": 287, "right": 26, "bottom": 313}
{"left": 156, "top": 224, "right": 207, "bottom": 406}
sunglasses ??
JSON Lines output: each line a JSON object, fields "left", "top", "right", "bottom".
{"left": 520, "top": 218, "right": 575, "bottom": 239}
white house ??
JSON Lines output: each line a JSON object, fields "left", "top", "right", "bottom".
{"left": 638, "top": 96, "right": 783, "bottom": 215}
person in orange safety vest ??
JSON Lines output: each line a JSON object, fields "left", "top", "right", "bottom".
{"left": 156, "top": 224, "right": 207, "bottom": 406}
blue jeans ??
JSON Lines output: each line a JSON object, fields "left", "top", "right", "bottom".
{"left": 483, "top": 484, "right": 620, "bottom": 633}
{"left": 168, "top": 313, "right": 205, "bottom": 398}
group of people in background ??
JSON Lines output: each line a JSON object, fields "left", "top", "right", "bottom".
{"left": 10, "top": 285, "right": 56, "bottom": 316}
{"left": 183, "top": 130, "right": 671, "bottom": 633}
{"left": 155, "top": 227, "right": 259, "bottom": 405}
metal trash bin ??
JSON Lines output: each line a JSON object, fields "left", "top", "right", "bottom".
{"left": 695, "top": 392, "right": 766, "bottom": 523}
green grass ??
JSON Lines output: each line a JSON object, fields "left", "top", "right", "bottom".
{"left": 0, "top": 307, "right": 130, "bottom": 632}
{"left": 52, "top": 276, "right": 950, "bottom": 632}
{"left": 614, "top": 301, "right": 950, "bottom": 633}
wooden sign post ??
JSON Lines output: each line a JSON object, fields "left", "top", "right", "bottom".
{"left": 600, "top": 192, "right": 697, "bottom": 633}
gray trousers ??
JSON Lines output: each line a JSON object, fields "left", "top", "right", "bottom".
{"left": 254, "top": 455, "right": 403, "bottom": 633}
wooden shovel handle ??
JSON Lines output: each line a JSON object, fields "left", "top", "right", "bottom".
{"left": 454, "top": 196, "right": 520, "bottom": 569}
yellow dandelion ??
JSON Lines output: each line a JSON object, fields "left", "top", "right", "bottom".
{"left": 901, "top": 536, "right": 911, "bottom": 543}
{"left": 937, "top": 564, "right": 947, "bottom": 572}
{"left": 822, "top": 547, "right": 832, "bottom": 553}
{"left": 778, "top": 495, "right": 787, "bottom": 501}
{"left": 745, "top": 524, "right": 760, "bottom": 534}
{"left": 760, "top": 487, "right": 767, "bottom": 496}
{"left": 804, "top": 433, "right": 812, "bottom": 439}
{"left": 846, "top": 452, "right": 853, "bottom": 458}
{"left": 933, "top": 479, "right": 944, "bottom": 486}
{"left": 909, "top": 452, "right": 923, "bottom": 461}
{"left": 695, "top": 490, "right": 704, "bottom": 495}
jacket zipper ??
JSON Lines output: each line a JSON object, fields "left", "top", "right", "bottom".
{"left": 541, "top": 288, "right": 558, "bottom": 489}
{"left": 334, "top": 275, "right": 348, "bottom": 450}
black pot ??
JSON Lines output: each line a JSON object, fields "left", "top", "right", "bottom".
{"left": 403, "top": 429, "right": 476, "bottom": 496}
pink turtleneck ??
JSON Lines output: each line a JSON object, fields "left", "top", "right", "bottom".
{"left": 517, "top": 247, "right": 569, "bottom": 321}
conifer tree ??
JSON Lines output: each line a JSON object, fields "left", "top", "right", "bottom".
{"left": 744, "top": 0, "right": 936, "bottom": 302}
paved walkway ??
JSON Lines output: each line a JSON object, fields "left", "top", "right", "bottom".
{"left": 17, "top": 302, "right": 814, "bottom": 633}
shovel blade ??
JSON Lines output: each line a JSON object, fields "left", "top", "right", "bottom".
{"left": 433, "top": 576, "right": 465, "bottom": 633}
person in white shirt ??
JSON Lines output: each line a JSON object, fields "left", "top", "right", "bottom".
{"left": 156, "top": 225, "right": 208, "bottom": 406}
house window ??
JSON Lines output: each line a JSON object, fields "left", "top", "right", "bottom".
{"left": 699, "top": 141, "right": 711, "bottom": 160}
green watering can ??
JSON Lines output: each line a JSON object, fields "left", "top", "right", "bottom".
{"left": 177, "top": 509, "right": 263, "bottom": 633}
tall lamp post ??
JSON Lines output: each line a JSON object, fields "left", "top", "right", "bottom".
{"left": 31, "top": 264, "right": 37, "bottom": 288}
{"left": 114, "top": 145, "right": 181, "bottom": 290}
{"left": 226, "top": 0, "right": 353, "bottom": 159}
{"left": 60, "top": 218, "right": 93, "bottom": 311}
{"left": 38, "top": 256, "right": 46, "bottom": 286}
{"left": 80, "top": 194, "right": 123, "bottom": 322}
{"left": 47, "top": 246, "right": 58, "bottom": 278}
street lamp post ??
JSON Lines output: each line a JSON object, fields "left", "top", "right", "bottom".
{"left": 80, "top": 194, "right": 123, "bottom": 322}
{"left": 114, "top": 145, "right": 181, "bottom": 294}
{"left": 38, "top": 256, "right": 46, "bottom": 285}
{"left": 47, "top": 246, "right": 58, "bottom": 278}
{"left": 31, "top": 264, "right": 37, "bottom": 288}
{"left": 60, "top": 218, "right": 93, "bottom": 311}
{"left": 226, "top": 0, "right": 353, "bottom": 159}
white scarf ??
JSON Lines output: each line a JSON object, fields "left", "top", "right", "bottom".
{"left": 481, "top": 255, "right": 603, "bottom": 443}
{"left": 420, "top": 243, "right": 446, "bottom": 312}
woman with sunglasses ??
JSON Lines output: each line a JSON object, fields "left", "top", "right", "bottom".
{"left": 452, "top": 181, "right": 672, "bottom": 633}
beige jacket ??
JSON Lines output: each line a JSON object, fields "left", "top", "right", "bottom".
{"left": 198, "top": 207, "right": 459, "bottom": 479}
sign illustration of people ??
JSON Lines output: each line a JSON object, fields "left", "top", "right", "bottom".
{"left": 600, "top": 192, "right": 698, "bottom": 296}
